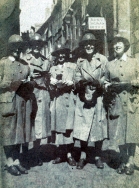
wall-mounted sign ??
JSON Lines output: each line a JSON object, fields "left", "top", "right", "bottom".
{"left": 88, "top": 17, "right": 106, "bottom": 30}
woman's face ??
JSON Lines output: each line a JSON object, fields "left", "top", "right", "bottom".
{"left": 113, "top": 42, "right": 125, "bottom": 56}
{"left": 25, "top": 47, "right": 32, "bottom": 54}
{"left": 84, "top": 44, "right": 95, "bottom": 55}
{"left": 32, "top": 44, "right": 42, "bottom": 53}
{"left": 57, "top": 53, "right": 66, "bottom": 64}
{"left": 11, "top": 47, "right": 21, "bottom": 58}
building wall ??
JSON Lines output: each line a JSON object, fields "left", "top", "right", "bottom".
{"left": 0, "top": 0, "right": 20, "bottom": 58}
{"left": 42, "top": 0, "right": 138, "bottom": 58}
{"left": 45, "top": 0, "right": 114, "bottom": 55}
{"left": 131, "top": 0, "right": 139, "bottom": 58}
{"left": 116, "top": 0, "right": 131, "bottom": 55}
{"left": 114, "top": 0, "right": 139, "bottom": 57}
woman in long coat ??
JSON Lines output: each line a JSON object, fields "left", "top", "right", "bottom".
{"left": 0, "top": 35, "right": 36, "bottom": 176}
{"left": 26, "top": 33, "right": 51, "bottom": 165}
{"left": 104, "top": 36, "right": 139, "bottom": 175}
{"left": 73, "top": 33, "right": 108, "bottom": 169}
{"left": 50, "top": 44, "right": 76, "bottom": 165}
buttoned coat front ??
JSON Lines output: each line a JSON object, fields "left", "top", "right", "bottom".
{"left": 0, "top": 57, "right": 35, "bottom": 146}
{"left": 104, "top": 55, "right": 139, "bottom": 148}
{"left": 73, "top": 53, "right": 108, "bottom": 142}
{"left": 50, "top": 62, "right": 76, "bottom": 133}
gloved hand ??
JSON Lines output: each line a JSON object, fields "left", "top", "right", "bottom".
{"left": 50, "top": 77, "right": 58, "bottom": 85}
{"left": 63, "top": 80, "right": 73, "bottom": 86}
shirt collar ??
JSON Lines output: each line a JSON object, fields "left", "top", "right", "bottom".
{"left": 115, "top": 53, "right": 127, "bottom": 62}
{"left": 120, "top": 53, "right": 127, "bottom": 61}
{"left": 92, "top": 53, "right": 97, "bottom": 58}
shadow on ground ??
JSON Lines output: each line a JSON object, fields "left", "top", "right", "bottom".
{"left": 20, "top": 144, "right": 123, "bottom": 170}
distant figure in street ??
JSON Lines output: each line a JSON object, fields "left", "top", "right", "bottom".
{"left": 73, "top": 32, "right": 108, "bottom": 169}
{"left": 0, "top": 34, "right": 36, "bottom": 176}
{"left": 104, "top": 36, "right": 139, "bottom": 175}
{"left": 50, "top": 44, "right": 76, "bottom": 166}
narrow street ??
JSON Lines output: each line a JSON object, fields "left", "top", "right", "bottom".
{"left": 1, "top": 145, "right": 139, "bottom": 188}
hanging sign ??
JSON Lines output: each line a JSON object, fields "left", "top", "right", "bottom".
{"left": 88, "top": 17, "right": 106, "bottom": 30}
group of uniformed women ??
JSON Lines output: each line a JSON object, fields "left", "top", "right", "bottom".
{"left": 0, "top": 31, "right": 139, "bottom": 176}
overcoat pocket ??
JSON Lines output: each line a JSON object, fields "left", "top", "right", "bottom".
{"left": 1, "top": 98, "right": 16, "bottom": 117}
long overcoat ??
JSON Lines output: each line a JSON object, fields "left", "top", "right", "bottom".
{"left": 104, "top": 54, "right": 139, "bottom": 148}
{"left": 0, "top": 56, "right": 35, "bottom": 146}
{"left": 26, "top": 54, "right": 51, "bottom": 139}
{"left": 73, "top": 53, "right": 108, "bottom": 142}
{"left": 49, "top": 62, "right": 76, "bottom": 133}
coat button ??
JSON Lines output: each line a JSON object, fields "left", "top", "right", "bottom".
{"left": 38, "top": 100, "right": 42, "bottom": 102}
{"left": 66, "top": 105, "right": 69, "bottom": 107}
{"left": 121, "top": 74, "right": 123, "bottom": 76}
{"left": 20, "top": 70, "right": 22, "bottom": 73}
{"left": 123, "top": 91, "right": 126, "bottom": 94}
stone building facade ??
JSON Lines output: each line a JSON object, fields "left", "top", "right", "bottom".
{"left": 131, "top": 0, "right": 139, "bottom": 58}
{"left": 37, "top": 0, "right": 139, "bottom": 59}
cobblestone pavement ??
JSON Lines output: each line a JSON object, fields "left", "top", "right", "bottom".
{"left": 1, "top": 145, "right": 139, "bottom": 188}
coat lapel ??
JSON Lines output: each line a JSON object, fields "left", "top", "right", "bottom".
{"left": 81, "top": 58, "right": 101, "bottom": 81}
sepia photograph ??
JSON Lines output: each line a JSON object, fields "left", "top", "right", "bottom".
{"left": 0, "top": 0, "right": 139, "bottom": 187}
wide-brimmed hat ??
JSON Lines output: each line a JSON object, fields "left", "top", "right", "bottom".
{"left": 79, "top": 33, "right": 98, "bottom": 46}
{"left": 29, "top": 33, "right": 45, "bottom": 47}
{"left": 8, "top": 34, "right": 24, "bottom": 50}
{"left": 51, "top": 44, "right": 70, "bottom": 56}
{"left": 112, "top": 36, "right": 130, "bottom": 52}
